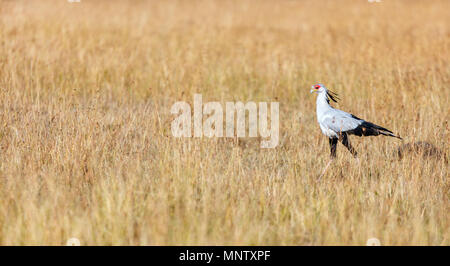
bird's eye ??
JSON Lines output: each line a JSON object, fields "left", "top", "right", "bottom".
{"left": 315, "top": 85, "right": 320, "bottom": 89}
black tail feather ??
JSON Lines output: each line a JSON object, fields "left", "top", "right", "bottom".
{"left": 363, "top": 121, "right": 393, "bottom": 134}
{"left": 347, "top": 121, "right": 402, "bottom": 139}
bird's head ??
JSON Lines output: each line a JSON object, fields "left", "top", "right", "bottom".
{"left": 310, "top": 83, "right": 339, "bottom": 103}
{"left": 310, "top": 83, "right": 326, "bottom": 94}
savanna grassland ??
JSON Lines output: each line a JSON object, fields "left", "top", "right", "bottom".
{"left": 0, "top": 0, "right": 448, "bottom": 245}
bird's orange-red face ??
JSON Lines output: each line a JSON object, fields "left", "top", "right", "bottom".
{"left": 310, "top": 83, "right": 325, "bottom": 94}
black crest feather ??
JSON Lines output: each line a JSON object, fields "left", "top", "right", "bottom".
{"left": 326, "top": 90, "right": 340, "bottom": 103}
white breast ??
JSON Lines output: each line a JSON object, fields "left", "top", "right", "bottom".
{"left": 319, "top": 122, "right": 339, "bottom": 138}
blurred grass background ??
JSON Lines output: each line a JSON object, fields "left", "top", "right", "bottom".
{"left": 0, "top": 0, "right": 448, "bottom": 245}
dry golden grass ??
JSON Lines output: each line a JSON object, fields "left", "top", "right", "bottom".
{"left": 0, "top": 0, "right": 448, "bottom": 245}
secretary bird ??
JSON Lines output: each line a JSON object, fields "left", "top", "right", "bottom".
{"left": 310, "top": 83, "right": 402, "bottom": 178}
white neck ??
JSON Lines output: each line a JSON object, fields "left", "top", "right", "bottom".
{"left": 316, "top": 92, "right": 333, "bottom": 119}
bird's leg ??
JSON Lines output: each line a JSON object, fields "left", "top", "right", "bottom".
{"left": 329, "top": 137, "right": 338, "bottom": 158}
{"left": 318, "top": 137, "right": 338, "bottom": 180}
{"left": 340, "top": 133, "right": 358, "bottom": 158}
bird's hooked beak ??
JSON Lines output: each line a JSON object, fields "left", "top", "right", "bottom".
{"left": 310, "top": 86, "right": 318, "bottom": 94}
